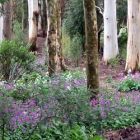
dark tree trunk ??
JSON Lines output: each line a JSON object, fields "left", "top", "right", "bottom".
{"left": 84, "top": 0, "right": 99, "bottom": 97}
{"left": 3, "top": 0, "right": 12, "bottom": 40}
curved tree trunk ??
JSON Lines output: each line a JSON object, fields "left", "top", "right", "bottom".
{"left": 103, "top": 0, "right": 118, "bottom": 62}
{"left": 125, "top": 0, "right": 140, "bottom": 72}
{"left": 84, "top": 0, "right": 99, "bottom": 97}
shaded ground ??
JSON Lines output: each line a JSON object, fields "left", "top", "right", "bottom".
{"left": 35, "top": 36, "right": 46, "bottom": 65}
{"left": 105, "top": 127, "right": 140, "bottom": 140}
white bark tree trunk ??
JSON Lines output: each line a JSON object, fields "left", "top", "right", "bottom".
{"left": 28, "top": 0, "right": 39, "bottom": 40}
{"left": 103, "top": 0, "right": 118, "bottom": 62}
{"left": 0, "top": 4, "right": 4, "bottom": 41}
{"left": 125, "top": 0, "right": 140, "bottom": 72}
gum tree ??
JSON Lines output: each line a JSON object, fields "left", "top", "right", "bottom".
{"left": 103, "top": 0, "right": 119, "bottom": 63}
{"left": 125, "top": 0, "right": 140, "bottom": 72}
{"left": 28, "top": 0, "right": 39, "bottom": 51}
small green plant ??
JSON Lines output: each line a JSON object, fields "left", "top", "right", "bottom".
{"left": 13, "top": 21, "right": 25, "bottom": 43}
{"left": 29, "top": 121, "right": 103, "bottom": 140}
{"left": 118, "top": 77, "right": 140, "bottom": 92}
{"left": 0, "top": 40, "right": 35, "bottom": 81}
{"left": 118, "top": 26, "right": 127, "bottom": 48}
{"left": 70, "top": 34, "right": 83, "bottom": 66}
{"left": 108, "top": 57, "right": 120, "bottom": 67}
{"left": 62, "top": 31, "right": 83, "bottom": 66}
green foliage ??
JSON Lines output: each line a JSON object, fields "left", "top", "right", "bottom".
{"left": 62, "top": 31, "right": 83, "bottom": 64}
{"left": 0, "top": 40, "right": 35, "bottom": 81}
{"left": 61, "top": 70, "right": 86, "bottom": 80}
{"left": 108, "top": 57, "right": 120, "bottom": 67}
{"left": 13, "top": 21, "right": 25, "bottom": 43}
{"left": 118, "top": 77, "right": 140, "bottom": 92}
{"left": 117, "top": 0, "right": 127, "bottom": 27}
{"left": 0, "top": 0, "right": 7, "bottom": 4}
{"left": 70, "top": 34, "right": 83, "bottom": 63}
{"left": 62, "top": 0, "right": 84, "bottom": 64}
{"left": 118, "top": 26, "right": 127, "bottom": 47}
{"left": 5, "top": 121, "right": 103, "bottom": 140}
{"left": 100, "top": 96, "right": 140, "bottom": 130}
{"left": 63, "top": 0, "right": 84, "bottom": 38}
{"left": 101, "top": 112, "right": 138, "bottom": 130}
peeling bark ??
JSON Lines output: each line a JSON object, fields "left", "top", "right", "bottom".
{"left": 46, "top": 0, "right": 66, "bottom": 76}
{"left": 125, "top": 0, "right": 140, "bottom": 72}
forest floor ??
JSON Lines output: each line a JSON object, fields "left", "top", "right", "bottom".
{"left": 99, "top": 62, "right": 140, "bottom": 140}
{"left": 34, "top": 38, "right": 140, "bottom": 140}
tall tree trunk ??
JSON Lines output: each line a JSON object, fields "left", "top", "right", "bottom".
{"left": 56, "top": 0, "right": 66, "bottom": 71}
{"left": 38, "top": 0, "right": 47, "bottom": 37}
{"left": 46, "top": 0, "right": 57, "bottom": 76}
{"left": 28, "top": 0, "right": 39, "bottom": 51}
{"left": 125, "top": 0, "right": 140, "bottom": 72}
{"left": 84, "top": 0, "right": 99, "bottom": 97}
{"left": 3, "top": 0, "right": 12, "bottom": 40}
{"left": 103, "top": 0, "right": 118, "bottom": 62}
{"left": 21, "top": 0, "right": 25, "bottom": 31}
{"left": 46, "top": 0, "right": 65, "bottom": 76}
{"left": 0, "top": 4, "right": 4, "bottom": 41}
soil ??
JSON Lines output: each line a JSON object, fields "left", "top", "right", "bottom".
{"left": 105, "top": 127, "right": 140, "bottom": 140}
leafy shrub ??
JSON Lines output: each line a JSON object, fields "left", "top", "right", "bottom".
{"left": 70, "top": 34, "right": 83, "bottom": 65}
{"left": 118, "top": 78, "right": 140, "bottom": 92}
{"left": 0, "top": 40, "right": 35, "bottom": 81}
{"left": 62, "top": 31, "right": 83, "bottom": 65}
{"left": 0, "top": 88, "right": 14, "bottom": 139}
{"left": 63, "top": 0, "right": 84, "bottom": 38}
{"left": 62, "top": 0, "right": 84, "bottom": 64}
{"left": 118, "top": 26, "right": 127, "bottom": 47}
{"left": 4, "top": 121, "right": 103, "bottom": 140}
{"left": 108, "top": 57, "right": 120, "bottom": 67}
{"left": 13, "top": 21, "right": 25, "bottom": 43}
{"left": 21, "top": 121, "right": 102, "bottom": 140}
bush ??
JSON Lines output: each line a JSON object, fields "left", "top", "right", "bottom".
{"left": 62, "top": 32, "right": 83, "bottom": 65}
{"left": 0, "top": 40, "right": 35, "bottom": 81}
{"left": 63, "top": 0, "right": 84, "bottom": 38}
{"left": 118, "top": 77, "right": 140, "bottom": 92}
{"left": 29, "top": 122, "right": 103, "bottom": 140}
{"left": 13, "top": 21, "right": 25, "bottom": 43}
{"left": 62, "top": 0, "right": 84, "bottom": 64}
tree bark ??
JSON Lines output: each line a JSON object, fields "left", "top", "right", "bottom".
{"left": 46, "top": 0, "right": 57, "bottom": 76}
{"left": 3, "top": 0, "right": 12, "bottom": 40}
{"left": 84, "top": 0, "right": 99, "bottom": 96}
{"left": 56, "top": 0, "right": 66, "bottom": 71}
{"left": 38, "top": 0, "right": 47, "bottom": 37}
{"left": 28, "top": 0, "right": 39, "bottom": 51}
{"left": 125, "top": 0, "right": 140, "bottom": 72}
{"left": 103, "top": 0, "right": 118, "bottom": 62}
{"left": 46, "top": 0, "right": 65, "bottom": 76}
{"left": 0, "top": 4, "right": 4, "bottom": 41}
